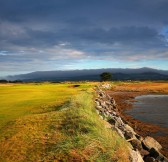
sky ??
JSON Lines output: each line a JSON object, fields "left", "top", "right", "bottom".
{"left": 0, "top": 0, "right": 168, "bottom": 76}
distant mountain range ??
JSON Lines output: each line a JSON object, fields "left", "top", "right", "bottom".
{"left": 4, "top": 67, "right": 168, "bottom": 81}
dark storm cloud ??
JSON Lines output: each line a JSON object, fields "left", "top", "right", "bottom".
{"left": 0, "top": 0, "right": 168, "bottom": 74}
{"left": 75, "top": 26, "right": 162, "bottom": 46}
{"left": 1, "top": 0, "right": 168, "bottom": 25}
{"left": 0, "top": 25, "right": 165, "bottom": 47}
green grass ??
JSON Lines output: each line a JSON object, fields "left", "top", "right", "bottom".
{"left": 0, "top": 83, "right": 85, "bottom": 129}
{"left": 0, "top": 82, "right": 129, "bottom": 162}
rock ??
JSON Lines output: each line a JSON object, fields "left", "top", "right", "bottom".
{"left": 114, "top": 127, "right": 125, "bottom": 138}
{"left": 123, "top": 124, "right": 137, "bottom": 139}
{"left": 100, "top": 101, "right": 106, "bottom": 107}
{"left": 95, "top": 101, "right": 100, "bottom": 106}
{"left": 114, "top": 116, "right": 124, "bottom": 127}
{"left": 107, "top": 110, "right": 113, "bottom": 114}
{"left": 124, "top": 131, "right": 135, "bottom": 140}
{"left": 130, "top": 150, "right": 144, "bottom": 162}
{"left": 104, "top": 112, "right": 109, "bottom": 118}
{"left": 144, "top": 156, "right": 155, "bottom": 162}
{"left": 105, "top": 101, "right": 112, "bottom": 106}
{"left": 130, "top": 139, "right": 143, "bottom": 150}
{"left": 139, "top": 149, "right": 149, "bottom": 157}
{"left": 99, "top": 92, "right": 106, "bottom": 98}
{"left": 124, "top": 124, "right": 136, "bottom": 135}
{"left": 111, "top": 111, "right": 117, "bottom": 116}
{"left": 110, "top": 99, "right": 116, "bottom": 105}
{"left": 142, "top": 136, "right": 162, "bottom": 151}
{"left": 149, "top": 148, "right": 160, "bottom": 158}
{"left": 135, "top": 134, "right": 144, "bottom": 142}
{"left": 96, "top": 106, "right": 103, "bottom": 110}
{"left": 150, "top": 148, "right": 168, "bottom": 162}
{"left": 106, "top": 94, "right": 111, "bottom": 100}
{"left": 95, "top": 86, "right": 167, "bottom": 162}
{"left": 101, "top": 83, "right": 111, "bottom": 89}
{"left": 102, "top": 105, "right": 108, "bottom": 110}
{"left": 95, "top": 98, "right": 99, "bottom": 101}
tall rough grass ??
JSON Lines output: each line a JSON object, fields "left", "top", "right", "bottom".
{"left": 0, "top": 83, "right": 130, "bottom": 161}
{"left": 57, "top": 92, "right": 130, "bottom": 161}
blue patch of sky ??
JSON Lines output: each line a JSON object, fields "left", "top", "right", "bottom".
{"left": 161, "top": 26, "right": 168, "bottom": 39}
{"left": 59, "top": 59, "right": 168, "bottom": 70}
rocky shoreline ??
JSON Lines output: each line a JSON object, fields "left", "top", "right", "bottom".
{"left": 106, "top": 90, "right": 168, "bottom": 158}
{"left": 94, "top": 84, "right": 168, "bottom": 162}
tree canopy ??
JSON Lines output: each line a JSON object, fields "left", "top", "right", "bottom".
{"left": 100, "top": 72, "right": 112, "bottom": 81}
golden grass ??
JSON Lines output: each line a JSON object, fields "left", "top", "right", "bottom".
{"left": 0, "top": 83, "right": 95, "bottom": 129}
{"left": 0, "top": 82, "right": 130, "bottom": 162}
{"left": 110, "top": 81, "right": 168, "bottom": 93}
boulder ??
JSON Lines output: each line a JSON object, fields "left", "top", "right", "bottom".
{"left": 142, "top": 136, "right": 162, "bottom": 151}
{"left": 100, "top": 101, "right": 106, "bottom": 107}
{"left": 130, "top": 139, "right": 143, "bottom": 150}
{"left": 107, "top": 110, "right": 113, "bottom": 114}
{"left": 111, "top": 111, "right": 117, "bottom": 116}
{"left": 139, "top": 149, "right": 149, "bottom": 157}
{"left": 114, "top": 116, "right": 124, "bottom": 127}
{"left": 150, "top": 148, "right": 168, "bottom": 162}
{"left": 99, "top": 92, "right": 106, "bottom": 98}
{"left": 106, "top": 94, "right": 111, "bottom": 100}
{"left": 110, "top": 98, "right": 114, "bottom": 102}
{"left": 124, "top": 124, "right": 136, "bottom": 135}
{"left": 95, "top": 101, "right": 100, "bottom": 106}
{"left": 135, "top": 134, "right": 144, "bottom": 142}
{"left": 96, "top": 106, "right": 103, "bottom": 110}
{"left": 105, "top": 101, "right": 112, "bottom": 106}
{"left": 101, "top": 83, "right": 111, "bottom": 89}
{"left": 130, "top": 150, "right": 144, "bottom": 162}
{"left": 104, "top": 112, "right": 110, "bottom": 118}
{"left": 124, "top": 131, "right": 135, "bottom": 140}
{"left": 114, "top": 127, "right": 125, "bottom": 138}
{"left": 95, "top": 98, "right": 101, "bottom": 102}
{"left": 95, "top": 86, "right": 167, "bottom": 162}
{"left": 144, "top": 156, "right": 155, "bottom": 162}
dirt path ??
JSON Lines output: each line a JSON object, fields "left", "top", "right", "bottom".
{"left": 107, "top": 90, "right": 168, "bottom": 158}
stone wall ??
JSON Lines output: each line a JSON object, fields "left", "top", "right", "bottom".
{"left": 95, "top": 84, "right": 168, "bottom": 162}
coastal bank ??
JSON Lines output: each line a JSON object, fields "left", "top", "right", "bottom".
{"left": 95, "top": 84, "right": 168, "bottom": 162}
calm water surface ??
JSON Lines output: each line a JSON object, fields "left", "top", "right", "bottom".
{"left": 126, "top": 95, "right": 168, "bottom": 128}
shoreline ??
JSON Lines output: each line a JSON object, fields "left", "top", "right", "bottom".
{"left": 107, "top": 90, "right": 168, "bottom": 158}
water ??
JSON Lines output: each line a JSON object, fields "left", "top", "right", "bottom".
{"left": 126, "top": 95, "right": 168, "bottom": 128}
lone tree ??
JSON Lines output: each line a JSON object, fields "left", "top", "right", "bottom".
{"left": 100, "top": 72, "right": 112, "bottom": 81}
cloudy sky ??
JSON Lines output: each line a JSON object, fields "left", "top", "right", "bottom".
{"left": 0, "top": 0, "right": 168, "bottom": 76}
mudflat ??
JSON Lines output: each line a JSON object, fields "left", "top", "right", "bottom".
{"left": 107, "top": 81, "right": 168, "bottom": 158}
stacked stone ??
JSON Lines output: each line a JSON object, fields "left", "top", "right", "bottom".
{"left": 95, "top": 84, "right": 168, "bottom": 162}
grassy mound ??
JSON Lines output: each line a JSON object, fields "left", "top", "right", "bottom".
{"left": 0, "top": 83, "right": 129, "bottom": 161}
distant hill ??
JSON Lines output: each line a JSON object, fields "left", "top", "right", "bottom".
{"left": 5, "top": 67, "right": 168, "bottom": 81}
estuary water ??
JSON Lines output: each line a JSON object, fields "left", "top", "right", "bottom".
{"left": 126, "top": 95, "right": 168, "bottom": 128}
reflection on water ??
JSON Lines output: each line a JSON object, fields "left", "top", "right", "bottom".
{"left": 126, "top": 95, "right": 168, "bottom": 128}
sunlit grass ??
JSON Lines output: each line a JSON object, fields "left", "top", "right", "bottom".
{"left": 0, "top": 82, "right": 129, "bottom": 161}
{"left": 2, "top": 81, "right": 166, "bottom": 161}
{"left": 110, "top": 81, "right": 168, "bottom": 93}
{"left": 0, "top": 83, "right": 94, "bottom": 129}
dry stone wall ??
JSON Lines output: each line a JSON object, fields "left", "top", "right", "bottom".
{"left": 95, "top": 84, "right": 168, "bottom": 162}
